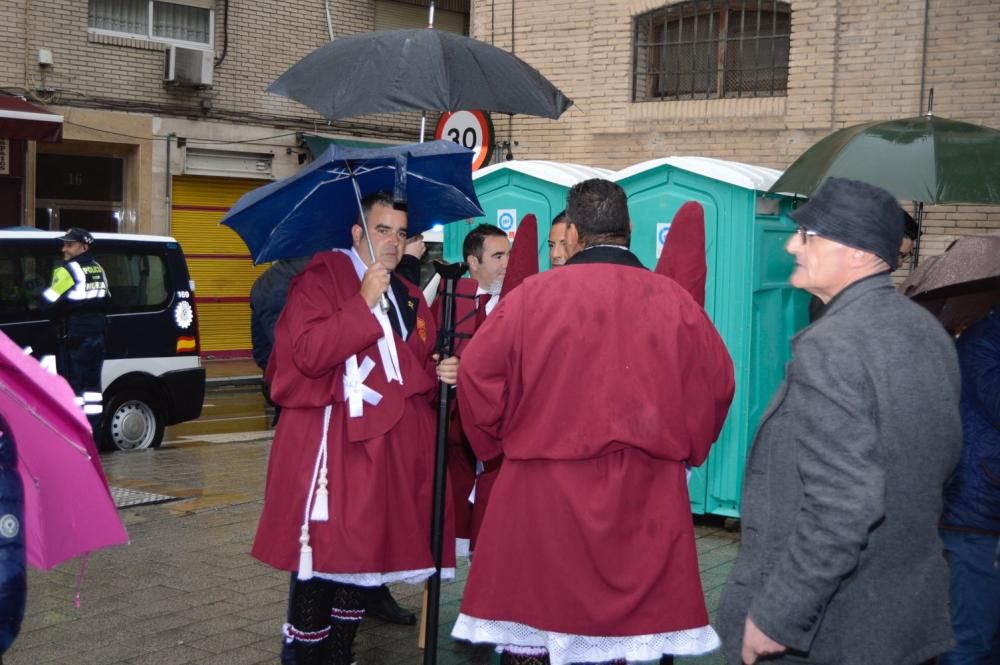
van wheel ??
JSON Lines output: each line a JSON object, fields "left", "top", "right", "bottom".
{"left": 101, "top": 391, "right": 165, "bottom": 452}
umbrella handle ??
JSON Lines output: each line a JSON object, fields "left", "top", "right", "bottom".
{"left": 361, "top": 224, "right": 391, "bottom": 313}
{"left": 357, "top": 201, "right": 390, "bottom": 313}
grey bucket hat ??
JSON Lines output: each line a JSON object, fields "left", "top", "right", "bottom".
{"left": 790, "top": 178, "right": 905, "bottom": 270}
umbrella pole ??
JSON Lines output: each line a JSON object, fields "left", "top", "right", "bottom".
{"left": 419, "top": 1, "right": 434, "bottom": 144}
{"left": 346, "top": 160, "right": 390, "bottom": 313}
{"left": 913, "top": 201, "right": 924, "bottom": 269}
{"left": 422, "top": 260, "right": 466, "bottom": 665}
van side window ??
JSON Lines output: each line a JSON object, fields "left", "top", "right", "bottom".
{"left": 95, "top": 250, "right": 170, "bottom": 313}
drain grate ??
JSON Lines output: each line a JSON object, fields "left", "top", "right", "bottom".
{"left": 110, "top": 486, "right": 181, "bottom": 509}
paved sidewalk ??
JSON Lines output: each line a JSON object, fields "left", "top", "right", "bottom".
{"left": 7, "top": 395, "right": 737, "bottom": 665}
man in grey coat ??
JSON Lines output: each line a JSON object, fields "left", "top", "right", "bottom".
{"left": 717, "top": 177, "right": 963, "bottom": 665}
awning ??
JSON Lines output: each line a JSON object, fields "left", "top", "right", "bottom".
{"left": 301, "top": 134, "right": 399, "bottom": 159}
{"left": 0, "top": 96, "right": 63, "bottom": 143}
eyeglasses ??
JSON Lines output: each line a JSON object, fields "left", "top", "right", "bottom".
{"left": 794, "top": 227, "right": 819, "bottom": 244}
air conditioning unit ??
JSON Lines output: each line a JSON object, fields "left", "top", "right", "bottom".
{"left": 163, "top": 45, "right": 213, "bottom": 87}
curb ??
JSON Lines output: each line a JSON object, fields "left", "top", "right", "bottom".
{"left": 206, "top": 375, "right": 263, "bottom": 390}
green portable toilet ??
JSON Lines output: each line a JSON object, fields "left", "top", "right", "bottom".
{"left": 444, "top": 160, "right": 612, "bottom": 268}
{"left": 613, "top": 156, "right": 810, "bottom": 517}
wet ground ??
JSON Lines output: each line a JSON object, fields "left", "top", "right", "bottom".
{"left": 6, "top": 376, "right": 736, "bottom": 665}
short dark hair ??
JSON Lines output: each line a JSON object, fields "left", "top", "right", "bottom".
{"left": 463, "top": 224, "right": 506, "bottom": 263}
{"left": 551, "top": 210, "right": 567, "bottom": 226}
{"left": 356, "top": 191, "right": 395, "bottom": 226}
{"left": 566, "top": 179, "right": 630, "bottom": 247}
{"left": 902, "top": 210, "right": 919, "bottom": 241}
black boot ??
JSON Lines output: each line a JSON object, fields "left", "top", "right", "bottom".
{"left": 363, "top": 584, "right": 416, "bottom": 625}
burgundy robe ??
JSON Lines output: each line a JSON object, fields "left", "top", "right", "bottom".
{"left": 456, "top": 260, "right": 734, "bottom": 636}
{"left": 252, "top": 251, "right": 455, "bottom": 576}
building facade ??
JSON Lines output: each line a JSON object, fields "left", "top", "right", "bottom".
{"left": 0, "top": 0, "right": 467, "bottom": 356}
{"left": 471, "top": 0, "right": 1000, "bottom": 257}
{"left": 1, "top": 0, "right": 997, "bottom": 355}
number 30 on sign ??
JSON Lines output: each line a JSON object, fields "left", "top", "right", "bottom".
{"left": 434, "top": 110, "right": 494, "bottom": 171}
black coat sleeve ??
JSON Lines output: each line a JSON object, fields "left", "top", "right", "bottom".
{"left": 0, "top": 426, "right": 26, "bottom": 655}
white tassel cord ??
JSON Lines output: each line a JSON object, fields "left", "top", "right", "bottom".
{"left": 310, "top": 419, "right": 330, "bottom": 522}
{"left": 298, "top": 525, "right": 313, "bottom": 581}
{"left": 298, "top": 404, "right": 333, "bottom": 580}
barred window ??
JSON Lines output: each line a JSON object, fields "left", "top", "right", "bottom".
{"left": 633, "top": 0, "right": 790, "bottom": 102}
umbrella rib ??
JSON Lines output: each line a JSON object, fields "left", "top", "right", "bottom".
{"left": 18, "top": 451, "right": 39, "bottom": 485}
{"left": 405, "top": 172, "right": 484, "bottom": 210}
{"left": 260, "top": 175, "right": 353, "bottom": 257}
{"left": 0, "top": 382, "right": 93, "bottom": 458}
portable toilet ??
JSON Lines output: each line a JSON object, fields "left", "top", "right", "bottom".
{"left": 613, "top": 156, "right": 810, "bottom": 518}
{"left": 443, "top": 160, "right": 612, "bottom": 268}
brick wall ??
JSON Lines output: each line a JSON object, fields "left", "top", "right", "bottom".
{"left": 470, "top": 0, "right": 1000, "bottom": 262}
{"left": 0, "top": 1, "right": 28, "bottom": 95}
{"left": 0, "top": 0, "right": 425, "bottom": 141}
{"left": 2, "top": 1, "right": 996, "bottom": 254}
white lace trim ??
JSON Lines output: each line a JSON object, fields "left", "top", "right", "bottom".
{"left": 313, "top": 567, "right": 455, "bottom": 586}
{"left": 451, "top": 613, "right": 720, "bottom": 665}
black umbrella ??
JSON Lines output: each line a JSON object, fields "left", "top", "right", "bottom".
{"left": 267, "top": 28, "right": 573, "bottom": 124}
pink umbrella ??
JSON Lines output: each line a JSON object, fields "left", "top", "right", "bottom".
{"left": 0, "top": 331, "right": 128, "bottom": 570}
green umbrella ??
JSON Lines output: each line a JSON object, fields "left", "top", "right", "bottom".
{"left": 769, "top": 114, "right": 1000, "bottom": 204}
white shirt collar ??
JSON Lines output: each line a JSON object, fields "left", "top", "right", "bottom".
{"left": 474, "top": 286, "right": 499, "bottom": 316}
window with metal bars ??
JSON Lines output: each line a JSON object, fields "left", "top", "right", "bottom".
{"left": 633, "top": 0, "right": 790, "bottom": 102}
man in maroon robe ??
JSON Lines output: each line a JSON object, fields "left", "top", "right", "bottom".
{"left": 547, "top": 210, "right": 571, "bottom": 267}
{"left": 434, "top": 224, "right": 509, "bottom": 555}
{"left": 252, "top": 192, "right": 457, "bottom": 665}
{"left": 451, "top": 179, "right": 735, "bottom": 665}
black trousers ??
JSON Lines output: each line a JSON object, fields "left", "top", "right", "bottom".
{"left": 59, "top": 334, "right": 105, "bottom": 395}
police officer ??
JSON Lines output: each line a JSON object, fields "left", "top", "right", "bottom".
{"left": 41, "top": 228, "right": 109, "bottom": 423}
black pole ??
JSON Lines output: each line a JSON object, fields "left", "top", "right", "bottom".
{"left": 912, "top": 201, "right": 924, "bottom": 269}
{"left": 423, "top": 260, "right": 468, "bottom": 665}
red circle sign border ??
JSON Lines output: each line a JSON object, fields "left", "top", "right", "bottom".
{"left": 434, "top": 110, "right": 495, "bottom": 171}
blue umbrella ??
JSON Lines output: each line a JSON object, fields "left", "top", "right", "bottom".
{"left": 221, "top": 140, "right": 484, "bottom": 264}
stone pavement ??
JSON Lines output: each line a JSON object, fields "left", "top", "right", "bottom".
{"left": 6, "top": 384, "right": 739, "bottom": 665}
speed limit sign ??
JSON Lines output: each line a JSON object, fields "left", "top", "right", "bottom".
{"left": 434, "top": 110, "right": 495, "bottom": 170}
